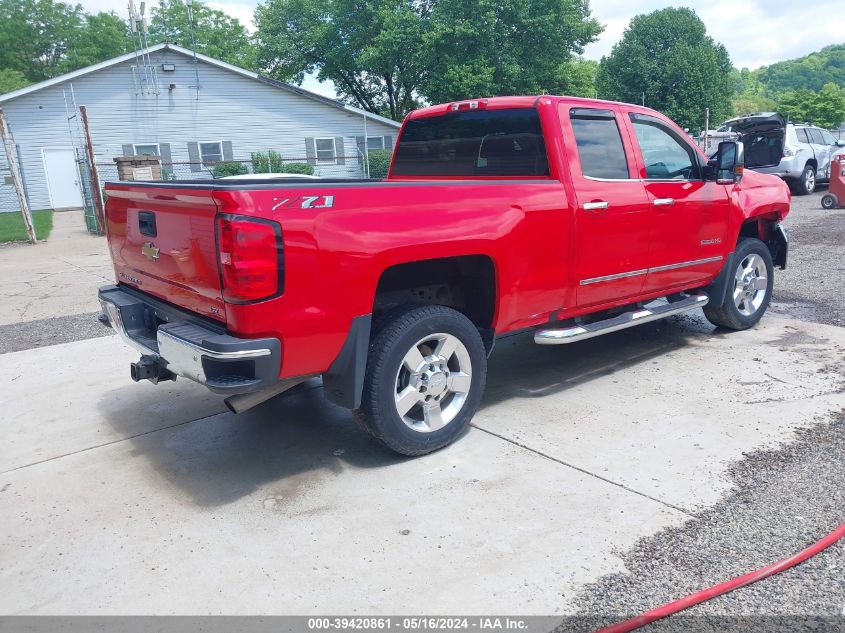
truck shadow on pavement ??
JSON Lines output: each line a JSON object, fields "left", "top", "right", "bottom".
{"left": 98, "top": 314, "right": 718, "bottom": 508}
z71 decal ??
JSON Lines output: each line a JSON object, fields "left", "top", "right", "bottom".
{"left": 272, "top": 195, "right": 335, "bottom": 211}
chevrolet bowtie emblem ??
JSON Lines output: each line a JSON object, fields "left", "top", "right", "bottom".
{"left": 141, "top": 241, "right": 160, "bottom": 261}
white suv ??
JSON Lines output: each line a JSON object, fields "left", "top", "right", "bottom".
{"left": 722, "top": 112, "right": 845, "bottom": 195}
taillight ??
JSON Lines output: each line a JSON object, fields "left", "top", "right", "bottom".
{"left": 783, "top": 146, "right": 797, "bottom": 158}
{"left": 216, "top": 215, "right": 283, "bottom": 303}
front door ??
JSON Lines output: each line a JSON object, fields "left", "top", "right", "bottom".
{"left": 625, "top": 112, "right": 730, "bottom": 292}
{"left": 561, "top": 104, "right": 653, "bottom": 308}
{"left": 807, "top": 128, "right": 831, "bottom": 182}
{"left": 43, "top": 148, "right": 83, "bottom": 208}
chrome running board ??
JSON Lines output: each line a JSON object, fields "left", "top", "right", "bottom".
{"left": 534, "top": 294, "right": 709, "bottom": 345}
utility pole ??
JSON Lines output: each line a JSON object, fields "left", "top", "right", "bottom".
{"left": 0, "top": 108, "right": 36, "bottom": 244}
{"left": 704, "top": 107, "right": 710, "bottom": 153}
{"left": 79, "top": 106, "right": 106, "bottom": 235}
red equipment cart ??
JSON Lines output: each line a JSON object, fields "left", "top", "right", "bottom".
{"left": 822, "top": 154, "right": 845, "bottom": 209}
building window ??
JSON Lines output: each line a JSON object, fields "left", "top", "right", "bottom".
{"left": 200, "top": 141, "right": 223, "bottom": 165}
{"left": 134, "top": 143, "right": 160, "bottom": 156}
{"left": 315, "top": 138, "right": 336, "bottom": 164}
{"left": 366, "top": 136, "right": 384, "bottom": 151}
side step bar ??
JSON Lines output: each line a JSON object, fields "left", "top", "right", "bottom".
{"left": 534, "top": 294, "right": 709, "bottom": 345}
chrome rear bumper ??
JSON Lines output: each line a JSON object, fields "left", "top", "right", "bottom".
{"left": 98, "top": 285, "right": 281, "bottom": 394}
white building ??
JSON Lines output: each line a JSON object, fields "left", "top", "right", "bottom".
{"left": 0, "top": 43, "right": 400, "bottom": 212}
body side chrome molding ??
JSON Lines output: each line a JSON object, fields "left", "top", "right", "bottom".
{"left": 580, "top": 255, "right": 723, "bottom": 286}
{"left": 648, "top": 255, "right": 724, "bottom": 273}
{"left": 580, "top": 268, "right": 648, "bottom": 286}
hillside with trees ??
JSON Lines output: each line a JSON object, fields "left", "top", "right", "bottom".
{"left": 756, "top": 44, "right": 845, "bottom": 94}
{"left": 733, "top": 44, "right": 845, "bottom": 128}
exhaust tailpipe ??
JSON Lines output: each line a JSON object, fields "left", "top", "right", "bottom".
{"left": 224, "top": 377, "right": 309, "bottom": 414}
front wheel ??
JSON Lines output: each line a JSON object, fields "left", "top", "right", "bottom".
{"left": 703, "top": 238, "right": 774, "bottom": 330}
{"left": 354, "top": 305, "right": 487, "bottom": 456}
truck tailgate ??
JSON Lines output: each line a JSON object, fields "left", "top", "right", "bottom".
{"left": 104, "top": 184, "right": 226, "bottom": 323}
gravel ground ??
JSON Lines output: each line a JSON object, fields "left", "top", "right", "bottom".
{"left": 769, "top": 186, "right": 845, "bottom": 327}
{"left": 569, "top": 413, "right": 845, "bottom": 632}
{"left": 0, "top": 312, "right": 113, "bottom": 354}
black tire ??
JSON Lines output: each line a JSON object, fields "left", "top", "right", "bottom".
{"left": 354, "top": 305, "right": 487, "bottom": 456}
{"left": 821, "top": 193, "right": 838, "bottom": 209}
{"left": 703, "top": 238, "right": 774, "bottom": 331}
{"left": 792, "top": 164, "right": 816, "bottom": 195}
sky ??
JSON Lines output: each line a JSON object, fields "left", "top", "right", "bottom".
{"left": 78, "top": 0, "right": 843, "bottom": 99}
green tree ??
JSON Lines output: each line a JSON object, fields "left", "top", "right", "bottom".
{"left": 421, "top": 0, "right": 601, "bottom": 104}
{"left": 0, "top": 0, "right": 133, "bottom": 82}
{"left": 776, "top": 84, "right": 845, "bottom": 129}
{"left": 812, "top": 82, "right": 845, "bottom": 129}
{"left": 0, "top": 0, "right": 84, "bottom": 81}
{"left": 149, "top": 0, "right": 256, "bottom": 69}
{"left": 255, "top": 0, "right": 429, "bottom": 120}
{"left": 0, "top": 69, "right": 30, "bottom": 94}
{"left": 731, "top": 67, "right": 775, "bottom": 116}
{"left": 254, "top": 0, "right": 601, "bottom": 120}
{"left": 61, "top": 12, "right": 132, "bottom": 73}
{"left": 597, "top": 7, "right": 733, "bottom": 130}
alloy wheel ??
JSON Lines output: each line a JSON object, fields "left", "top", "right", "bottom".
{"left": 733, "top": 253, "right": 768, "bottom": 316}
{"left": 393, "top": 333, "right": 472, "bottom": 433}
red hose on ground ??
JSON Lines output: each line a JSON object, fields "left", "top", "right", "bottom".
{"left": 594, "top": 521, "right": 845, "bottom": 633}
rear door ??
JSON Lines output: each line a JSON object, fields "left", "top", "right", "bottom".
{"left": 808, "top": 128, "right": 831, "bottom": 180}
{"left": 560, "top": 104, "right": 652, "bottom": 308}
{"left": 625, "top": 111, "right": 730, "bottom": 293}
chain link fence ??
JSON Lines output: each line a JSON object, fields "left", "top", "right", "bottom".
{"left": 96, "top": 155, "right": 372, "bottom": 185}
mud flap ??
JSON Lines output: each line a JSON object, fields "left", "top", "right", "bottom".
{"left": 323, "top": 314, "right": 372, "bottom": 410}
{"left": 701, "top": 251, "right": 735, "bottom": 309}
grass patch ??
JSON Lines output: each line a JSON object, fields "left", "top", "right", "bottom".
{"left": 0, "top": 209, "right": 54, "bottom": 243}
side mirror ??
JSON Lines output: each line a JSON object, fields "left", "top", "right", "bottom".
{"left": 836, "top": 139, "right": 845, "bottom": 147}
{"left": 714, "top": 140, "right": 744, "bottom": 184}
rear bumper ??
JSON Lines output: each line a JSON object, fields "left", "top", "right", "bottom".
{"left": 98, "top": 285, "right": 281, "bottom": 395}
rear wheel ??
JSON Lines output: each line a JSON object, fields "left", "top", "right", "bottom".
{"left": 792, "top": 164, "right": 816, "bottom": 195}
{"left": 703, "top": 238, "right": 773, "bottom": 330}
{"left": 821, "top": 193, "right": 838, "bottom": 209}
{"left": 354, "top": 305, "right": 487, "bottom": 456}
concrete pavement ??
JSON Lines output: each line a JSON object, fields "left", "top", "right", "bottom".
{"left": 0, "top": 210, "right": 111, "bottom": 326}
{"left": 1, "top": 313, "right": 843, "bottom": 615}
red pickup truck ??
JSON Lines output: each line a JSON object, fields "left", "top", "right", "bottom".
{"left": 99, "top": 96, "right": 790, "bottom": 455}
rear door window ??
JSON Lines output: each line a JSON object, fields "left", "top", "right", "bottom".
{"left": 808, "top": 128, "right": 826, "bottom": 144}
{"left": 569, "top": 109, "right": 629, "bottom": 179}
{"left": 391, "top": 108, "right": 549, "bottom": 177}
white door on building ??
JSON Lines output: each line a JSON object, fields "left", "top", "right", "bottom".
{"left": 42, "top": 148, "right": 83, "bottom": 208}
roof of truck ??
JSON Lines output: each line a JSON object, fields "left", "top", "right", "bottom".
{"left": 407, "top": 95, "right": 655, "bottom": 120}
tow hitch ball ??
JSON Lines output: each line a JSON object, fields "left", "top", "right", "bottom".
{"left": 130, "top": 355, "right": 176, "bottom": 384}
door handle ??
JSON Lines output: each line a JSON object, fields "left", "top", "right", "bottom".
{"left": 583, "top": 201, "right": 609, "bottom": 211}
{"left": 653, "top": 198, "right": 675, "bottom": 207}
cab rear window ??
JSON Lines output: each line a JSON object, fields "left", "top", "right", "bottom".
{"left": 391, "top": 108, "right": 549, "bottom": 177}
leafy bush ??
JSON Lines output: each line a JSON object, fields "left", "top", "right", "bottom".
{"left": 281, "top": 162, "right": 314, "bottom": 175}
{"left": 212, "top": 161, "right": 248, "bottom": 178}
{"left": 367, "top": 149, "right": 392, "bottom": 179}
{"left": 251, "top": 150, "right": 284, "bottom": 173}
